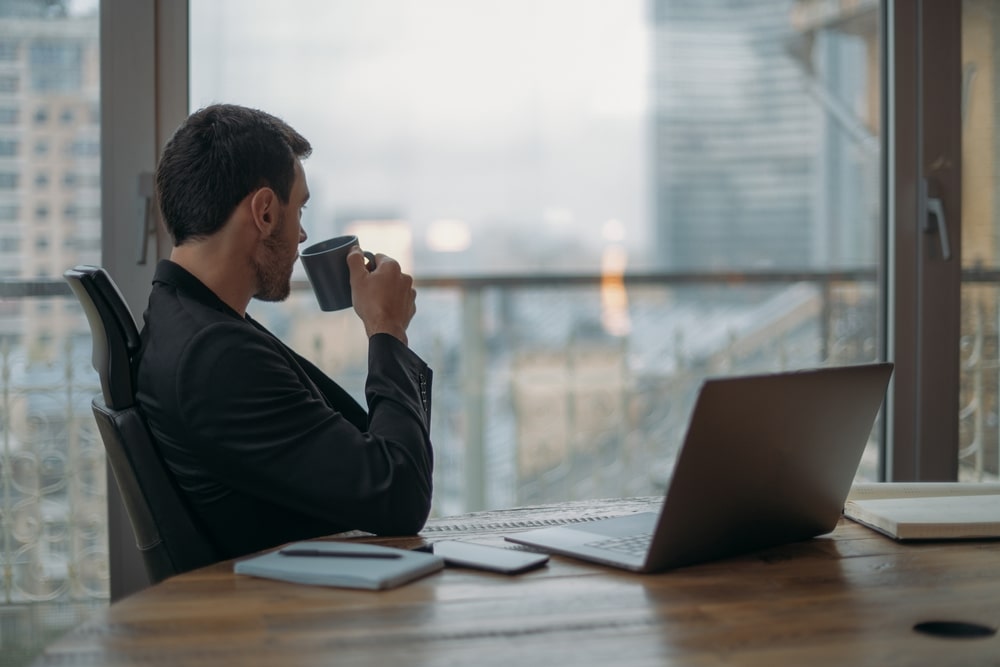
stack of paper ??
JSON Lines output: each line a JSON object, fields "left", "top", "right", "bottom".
{"left": 844, "top": 482, "right": 1000, "bottom": 540}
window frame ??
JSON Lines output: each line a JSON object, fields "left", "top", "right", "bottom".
{"left": 101, "top": 0, "right": 188, "bottom": 600}
{"left": 887, "top": 0, "right": 962, "bottom": 481}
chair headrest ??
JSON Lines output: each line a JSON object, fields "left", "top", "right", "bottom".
{"left": 64, "top": 265, "right": 141, "bottom": 409}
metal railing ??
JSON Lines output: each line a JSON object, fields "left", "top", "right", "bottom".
{"left": 0, "top": 304, "right": 106, "bottom": 667}
{"left": 265, "top": 268, "right": 881, "bottom": 516}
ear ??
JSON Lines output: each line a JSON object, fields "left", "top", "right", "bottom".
{"left": 249, "top": 187, "right": 280, "bottom": 237}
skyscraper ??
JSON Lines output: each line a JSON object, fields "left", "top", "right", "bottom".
{"left": 651, "top": 0, "right": 878, "bottom": 271}
{"left": 0, "top": 6, "right": 99, "bottom": 359}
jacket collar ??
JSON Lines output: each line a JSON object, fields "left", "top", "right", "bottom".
{"left": 151, "top": 259, "right": 245, "bottom": 321}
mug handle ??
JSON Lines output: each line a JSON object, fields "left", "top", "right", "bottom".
{"left": 363, "top": 250, "right": 377, "bottom": 272}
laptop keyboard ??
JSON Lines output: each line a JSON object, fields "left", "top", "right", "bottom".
{"left": 584, "top": 533, "right": 651, "bottom": 557}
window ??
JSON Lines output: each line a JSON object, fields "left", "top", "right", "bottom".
{"left": 29, "top": 41, "right": 82, "bottom": 92}
{"left": 0, "top": 9, "right": 103, "bottom": 652}
{"left": 66, "top": 139, "right": 98, "bottom": 157}
{"left": 0, "top": 39, "right": 18, "bottom": 61}
{"left": 63, "top": 171, "right": 98, "bottom": 188}
{"left": 191, "top": 0, "right": 885, "bottom": 514}
{"left": 74, "top": 204, "right": 99, "bottom": 220}
{"left": 75, "top": 236, "right": 99, "bottom": 251}
{"left": 30, "top": 40, "right": 79, "bottom": 66}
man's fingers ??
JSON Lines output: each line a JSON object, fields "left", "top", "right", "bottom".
{"left": 370, "top": 253, "right": 400, "bottom": 273}
{"left": 346, "top": 246, "right": 370, "bottom": 277}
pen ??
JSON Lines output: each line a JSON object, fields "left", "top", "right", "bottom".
{"left": 279, "top": 548, "right": 403, "bottom": 559}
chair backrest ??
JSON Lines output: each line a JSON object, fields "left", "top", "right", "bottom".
{"left": 64, "top": 265, "right": 220, "bottom": 585}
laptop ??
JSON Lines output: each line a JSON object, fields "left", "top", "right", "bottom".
{"left": 505, "top": 362, "right": 894, "bottom": 573}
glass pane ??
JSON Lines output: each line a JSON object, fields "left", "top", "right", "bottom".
{"left": 190, "top": 0, "right": 883, "bottom": 513}
{"left": 961, "top": 0, "right": 1000, "bottom": 482}
{"left": 0, "top": 2, "right": 105, "bottom": 665}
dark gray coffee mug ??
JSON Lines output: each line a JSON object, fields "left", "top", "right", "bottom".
{"left": 300, "top": 235, "right": 376, "bottom": 311}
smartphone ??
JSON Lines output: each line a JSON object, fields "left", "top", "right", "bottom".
{"left": 429, "top": 540, "right": 549, "bottom": 575}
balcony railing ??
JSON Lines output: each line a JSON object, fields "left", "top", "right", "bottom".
{"left": 0, "top": 286, "right": 107, "bottom": 666}
{"left": 271, "top": 267, "right": 885, "bottom": 514}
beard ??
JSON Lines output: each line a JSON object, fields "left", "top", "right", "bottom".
{"left": 252, "top": 212, "right": 296, "bottom": 302}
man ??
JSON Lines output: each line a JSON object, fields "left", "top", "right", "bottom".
{"left": 135, "top": 104, "right": 433, "bottom": 560}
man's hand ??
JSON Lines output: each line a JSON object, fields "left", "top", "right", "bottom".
{"left": 347, "top": 246, "right": 415, "bottom": 345}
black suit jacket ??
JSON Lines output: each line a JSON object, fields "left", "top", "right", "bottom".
{"left": 135, "top": 260, "right": 433, "bottom": 559}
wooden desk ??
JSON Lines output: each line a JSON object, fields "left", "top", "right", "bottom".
{"left": 33, "top": 497, "right": 1000, "bottom": 666}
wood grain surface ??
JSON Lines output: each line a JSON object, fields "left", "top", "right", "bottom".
{"left": 32, "top": 497, "right": 1000, "bottom": 666}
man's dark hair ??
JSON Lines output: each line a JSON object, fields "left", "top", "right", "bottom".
{"left": 155, "top": 104, "right": 312, "bottom": 245}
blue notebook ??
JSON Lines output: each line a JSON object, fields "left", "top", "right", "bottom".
{"left": 234, "top": 541, "right": 444, "bottom": 590}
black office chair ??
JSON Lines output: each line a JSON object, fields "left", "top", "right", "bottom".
{"left": 64, "top": 265, "right": 220, "bottom": 585}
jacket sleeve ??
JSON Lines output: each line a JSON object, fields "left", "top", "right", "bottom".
{"left": 173, "top": 323, "right": 434, "bottom": 535}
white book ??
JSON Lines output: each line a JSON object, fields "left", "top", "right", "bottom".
{"left": 844, "top": 483, "right": 1000, "bottom": 540}
{"left": 234, "top": 541, "right": 444, "bottom": 590}
{"left": 847, "top": 482, "right": 1000, "bottom": 500}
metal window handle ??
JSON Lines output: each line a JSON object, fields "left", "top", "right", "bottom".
{"left": 137, "top": 171, "right": 155, "bottom": 265}
{"left": 920, "top": 177, "right": 952, "bottom": 261}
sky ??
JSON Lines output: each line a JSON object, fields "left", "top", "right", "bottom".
{"left": 189, "top": 0, "right": 652, "bottom": 274}
{"left": 66, "top": 0, "right": 97, "bottom": 16}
